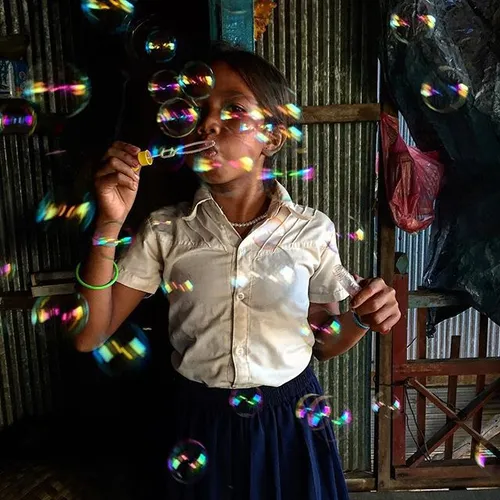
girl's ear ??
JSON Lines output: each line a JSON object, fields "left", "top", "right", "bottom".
{"left": 262, "top": 124, "right": 287, "bottom": 157}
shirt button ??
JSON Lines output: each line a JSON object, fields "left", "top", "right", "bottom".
{"left": 236, "top": 292, "right": 245, "bottom": 300}
{"left": 235, "top": 347, "right": 245, "bottom": 356}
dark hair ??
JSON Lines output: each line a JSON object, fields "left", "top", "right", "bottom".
{"left": 202, "top": 42, "right": 294, "bottom": 169}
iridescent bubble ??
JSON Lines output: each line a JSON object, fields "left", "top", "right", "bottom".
{"left": 145, "top": 30, "right": 177, "bottom": 62}
{"left": 229, "top": 388, "right": 264, "bottom": 417}
{"left": 474, "top": 449, "right": 487, "bottom": 468}
{"left": 295, "top": 393, "right": 332, "bottom": 430}
{"left": 31, "top": 294, "right": 89, "bottom": 335}
{"left": 0, "top": 100, "right": 37, "bottom": 135}
{"left": 167, "top": 439, "right": 209, "bottom": 484}
{"left": 160, "top": 279, "right": 194, "bottom": 296}
{"left": 35, "top": 193, "right": 95, "bottom": 231}
{"left": 81, "top": 0, "right": 135, "bottom": 33}
{"left": 92, "top": 322, "right": 150, "bottom": 377}
{"left": 421, "top": 66, "right": 469, "bottom": 113}
{"left": 332, "top": 409, "right": 352, "bottom": 427}
{"left": 157, "top": 97, "right": 200, "bottom": 138}
{"left": 220, "top": 104, "right": 265, "bottom": 136}
{"left": 389, "top": 2, "right": 436, "bottom": 44}
{"left": 0, "top": 262, "right": 17, "bottom": 281}
{"left": 227, "top": 156, "right": 254, "bottom": 172}
{"left": 23, "top": 64, "right": 91, "bottom": 118}
{"left": 371, "top": 392, "right": 402, "bottom": 419}
{"left": 148, "top": 70, "right": 182, "bottom": 104}
{"left": 178, "top": 61, "right": 215, "bottom": 100}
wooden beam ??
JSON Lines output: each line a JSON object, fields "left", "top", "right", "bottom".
{"left": 432, "top": 414, "right": 500, "bottom": 460}
{"left": 394, "top": 358, "right": 500, "bottom": 380}
{"left": 389, "top": 474, "right": 500, "bottom": 490}
{"left": 406, "top": 378, "right": 500, "bottom": 467}
{"left": 409, "top": 379, "right": 500, "bottom": 459}
{"left": 445, "top": 335, "right": 461, "bottom": 459}
{"left": 408, "top": 290, "right": 470, "bottom": 309}
{"left": 471, "top": 314, "right": 489, "bottom": 457}
{"left": 395, "top": 461, "right": 500, "bottom": 479}
{"left": 301, "top": 103, "right": 381, "bottom": 124}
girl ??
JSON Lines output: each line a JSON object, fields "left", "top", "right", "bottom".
{"left": 76, "top": 43, "right": 400, "bottom": 500}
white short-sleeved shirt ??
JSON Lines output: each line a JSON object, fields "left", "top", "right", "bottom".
{"left": 116, "top": 180, "right": 349, "bottom": 388}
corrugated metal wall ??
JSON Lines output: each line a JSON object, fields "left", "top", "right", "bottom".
{"left": 256, "top": 0, "right": 378, "bottom": 472}
{"left": 0, "top": 0, "right": 83, "bottom": 429}
{"left": 396, "top": 116, "right": 500, "bottom": 360}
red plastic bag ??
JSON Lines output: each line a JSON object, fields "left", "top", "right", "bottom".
{"left": 380, "top": 112, "right": 444, "bottom": 233}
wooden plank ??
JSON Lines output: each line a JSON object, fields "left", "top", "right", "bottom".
{"left": 410, "top": 379, "right": 500, "bottom": 458}
{"left": 389, "top": 474, "right": 500, "bottom": 490}
{"left": 392, "top": 272, "right": 408, "bottom": 466}
{"left": 432, "top": 414, "right": 500, "bottom": 460}
{"left": 301, "top": 103, "right": 381, "bottom": 124}
{"left": 345, "top": 477, "right": 376, "bottom": 492}
{"left": 408, "top": 290, "right": 470, "bottom": 309}
{"left": 394, "top": 358, "right": 500, "bottom": 380}
{"left": 416, "top": 309, "right": 427, "bottom": 450}
{"left": 445, "top": 335, "right": 461, "bottom": 459}
{"left": 471, "top": 314, "right": 488, "bottom": 457}
{"left": 0, "top": 293, "right": 36, "bottom": 310}
{"left": 395, "top": 462, "right": 500, "bottom": 479}
{"left": 406, "top": 378, "right": 500, "bottom": 466}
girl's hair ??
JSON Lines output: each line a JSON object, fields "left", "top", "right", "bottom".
{"left": 202, "top": 42, "right": 294, "bottom": 169}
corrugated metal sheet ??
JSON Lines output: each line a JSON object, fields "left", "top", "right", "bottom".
{"left": 396, "top": 116, "right": 500, "bottom": 360}
{"left": 256, "top": 0, "right": 378, "bottom": 472}
{"left": 0, "top": 0, "right": 83, "bottom": 429}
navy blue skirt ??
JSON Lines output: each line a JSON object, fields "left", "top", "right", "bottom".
{"left": 152, "top": 365, "right": 349, "bottom": 500}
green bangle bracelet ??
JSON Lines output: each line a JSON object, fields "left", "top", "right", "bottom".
{"left": 75, "top": 261, "right": 119, "bottom": 290}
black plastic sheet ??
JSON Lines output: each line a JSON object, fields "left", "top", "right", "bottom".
{"left": 380, "top": 0, "right": 500, "bottom": 328}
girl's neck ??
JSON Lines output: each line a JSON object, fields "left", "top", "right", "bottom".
{"left": 211, "top": 179, "right": 271, "bottom": 224}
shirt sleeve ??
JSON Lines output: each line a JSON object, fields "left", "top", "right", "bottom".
{"left": 308, "top": 222, "right": 350, "bottom": 303}
{"left": 116, "top": 217, "right": 163, "bottom": 294}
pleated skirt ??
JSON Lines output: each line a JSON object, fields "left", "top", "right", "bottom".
{"left": 145, "top": 365, "right": 350, "bottom": 500}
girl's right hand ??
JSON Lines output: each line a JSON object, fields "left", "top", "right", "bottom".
{"left": 94, "top": 141, "right": 142, "bottom": 223}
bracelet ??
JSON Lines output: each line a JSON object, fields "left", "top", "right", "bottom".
{"left": 352, "top": 312, "right": 370, "bottom": 330}
{"left": 75, "top": 261, "right": 119, "bottom": 290}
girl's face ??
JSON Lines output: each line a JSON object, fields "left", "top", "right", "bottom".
{"left": 183, "top": 61, "right": 275, "bottom": 186}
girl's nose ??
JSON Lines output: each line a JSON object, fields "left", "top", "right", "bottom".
{"left": 197, "top": 110, "right": 221, "bottom": 137}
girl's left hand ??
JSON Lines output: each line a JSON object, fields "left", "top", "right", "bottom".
{"left": 350, "top": 278, "right": 401, "bottom": 334}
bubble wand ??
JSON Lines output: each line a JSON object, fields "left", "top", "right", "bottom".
{"left": 137, "top": 140, "right": 216, "bottom": 166}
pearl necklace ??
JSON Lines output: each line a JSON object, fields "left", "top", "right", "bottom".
{"left": 230, "top": 213, "right": 268, "bottom": 228}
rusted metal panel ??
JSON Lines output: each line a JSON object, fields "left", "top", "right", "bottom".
{"left": 256, "top": 0, "right": 378, "bottom": 472}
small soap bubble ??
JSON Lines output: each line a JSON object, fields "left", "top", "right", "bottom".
{"left": 23, "top": 64, "right": 91, "bottom": 118}
{"left": 167, "top": 439, "right": 209, "bottom": 484}
{"left": 474, "top": 449, "right": 487, "bottom": 468}
{"left": 371, "top": 393, "right": 402, "bottom": 419}
{"left": 389, "top": 2, "right": 436, "bottom": 44}
{"left": 160, "top": 279, "right": 194, "bottom": 296}
{"left": 228, "top": 156, "right": 254, "bottom": 172}
{"left": 283, "top": 125, "right": 302, "bottom": 142}
{"left": 145, "top": 30, "right": 177, "bottom": 62}
{"left": 229, "top": 388, "right": 264, "bottom": 417}
{"left": 220, "top": 104, "right": 265, "bottom": 136}
{"left": 193, "top": 157, "right": 222, "bottom": 173}
{"left": 36, "top": 193, "right": 95, "bottom": 231}
{"left": 296, "top": 393, "right": 332, "bottom": 430}
{"left": 157, "top": 97, "right": 200, "bottom": 138}
{"left": 81, "top": 0, "right": 135, "bottom": 33}
{"left": 178, "top": 61, "right": 215, "bottom": 100}
{"left": 0, "top": 262, "right": 17, "bottom": 281}
{"left": 31, "top": 294, "right": 89, "bottom": 335}
{"left": 92, "top": 322, "right": 150, "bottom": 377}
{"left": 332, "top": 409, "right": 352, "bottom": 427}
{"left": 421, "top": 66, "right": 469, "bottom": 113}
{"left": 0, "top": 100, "right": 37, "bottom": 135}
{"left": 148, "top": 70, "right": 182, "bottom": 104}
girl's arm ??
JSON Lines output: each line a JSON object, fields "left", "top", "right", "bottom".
{"left": 308, "top": 302, "right": 368, "bottom": 361}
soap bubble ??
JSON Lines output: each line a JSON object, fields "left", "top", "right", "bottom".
{"left": 474, "top": 449, "right": 487, "bottom": 468}
{"left": 81, "top": 0, "right": 135, "bottom": 33}
{"left": 148, "top": 70, "right": 182, "bottom": 104}
{"left": 296, "top": 393, "right": 332, "bottom": 430}
{"left": 178, "top": 61, "right": 215, "bottom": 100}
{"left": 421, "top": 66, "right": 469, "bottom": 113}
{"left": 92, "top": 322, "right": 150, "bottom": 377}
{"left": 145, "top": 30, "right": 177, "bottom": 62}
{"left": 389, "top": 2, "right": 436, "bottom": 44}
{"left": 157, "top": 97, "right": 200, "bottom": 138}
{"left": 23, "top": 64, "right": 91, "bottom": 118}
{"left": 167, "top": 439, "right": 209, "bottom": 484}
{"left": 229, "top": 388, "right": 264, "bottom": 417}
{"left": 220, "top": 104, "right": 265, "bottom": 136}
{"left": 0, "top": 100, "right": 37, "bottom": 135}
{"left": 371, "top": 392, "right": 402, "bottom": 419}
{"left": 31, "top": 294, "right": 89, "bottom": 335}
{"left": 0, "top": 262, "right": 17, "bottom": 282}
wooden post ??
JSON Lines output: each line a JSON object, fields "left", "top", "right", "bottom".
{"left": 471, "top": 314, "right": 489, "bottom": 456}
{"left": 416, "top": 309, "right": 427, "bottom": 450}
{"left": 445, "top": 335, "right": 461, "bottom": 459}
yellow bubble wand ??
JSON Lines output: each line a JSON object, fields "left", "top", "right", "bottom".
{"left": 137, "top": 140, "right": 216, "bottom": 167}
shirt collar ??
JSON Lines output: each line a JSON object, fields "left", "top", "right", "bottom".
{"left": 181, "top": 180, "right": 314, "bottom": 222}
